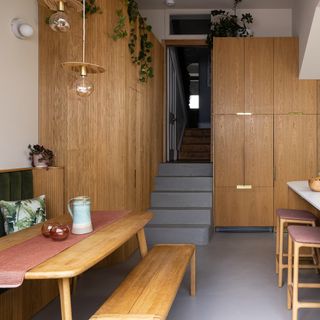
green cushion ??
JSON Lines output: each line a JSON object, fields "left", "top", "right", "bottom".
{"left": 0, "top": 195, "right": 46, "bottom": 234}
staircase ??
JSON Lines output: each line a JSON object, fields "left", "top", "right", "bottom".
{"left": 146, "top": 163, "right": 213, "bottom": 246}
{"left": 179, "top": 128, "right": 211, "bottom": 161}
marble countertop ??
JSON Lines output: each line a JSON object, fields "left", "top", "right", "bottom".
{"left": 287, "top": 181, "right": 320, "bottom": 211}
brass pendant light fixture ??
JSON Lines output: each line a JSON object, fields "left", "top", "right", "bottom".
{"left": 62, "top": 0, "right": 105, "bottom": 97}
{"left": 40, "top": 0, "right": 82, "bottom": 32}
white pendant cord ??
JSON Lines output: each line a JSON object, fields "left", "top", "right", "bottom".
{"left": 82, "top": 0, "right": 86, "bottom": 63}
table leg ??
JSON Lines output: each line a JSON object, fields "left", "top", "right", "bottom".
{"left": 58, "top": 278, "right": 72, "bottom": 320}
{"left": 137, "top": 228, "right": 148, "bottom": 258}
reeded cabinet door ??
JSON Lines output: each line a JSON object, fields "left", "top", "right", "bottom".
{"left": 245, "top": 115, "right": 273, "bottom": 187}
{"left": 245, "top": 38, "right": 274, "bottom": 114}
{"left": 214, "top": 115, "right": 244, "bottom": 186}
{"left": 274, "top": 38, "right": 317, "bottom": 114}
{"left": 274, "top": 115, "right": 318, "bottom": 219}
{"left": 213, "top": 38, "right": 245, "bottom": 114}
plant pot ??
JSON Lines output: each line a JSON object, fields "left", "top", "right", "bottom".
{"left": 32, "top": 154, "right": 49, "bottom": 168}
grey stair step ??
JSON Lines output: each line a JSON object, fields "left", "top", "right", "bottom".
{"left": 154, "top": 176, "right": 212, "bottom": 191}
{"left": 151, "top": 191, "right": 212, "bottom": 207}
{"left": 159, "top": 163, "right": 212, "bottom": 176}
{"left": 183, "top": 136, "right": 211, "bottom": 144}
{"left": 181, "top": 144, "right": 211, "bottom": 152}
{"left": 145, "top": 224, "right": 212, "bottom": 246}
{"left": 179, "top": 152, "right": 210, "bottom": 160}
{"left": 149, "top": 208, "right": 212, "bottom": 225}
{"left": 184, "top": 129, "right": 211, "bottom": 137}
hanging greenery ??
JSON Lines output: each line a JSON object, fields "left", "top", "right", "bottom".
{"left": 85, "top": 0, "right": 102, "bottom": 15}
{"left": 112, "top": 0, "right": 154, "bottom": 83}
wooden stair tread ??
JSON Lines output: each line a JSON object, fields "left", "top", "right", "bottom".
{"left": 91, "top": 245, "right": 195, "bottom": 319}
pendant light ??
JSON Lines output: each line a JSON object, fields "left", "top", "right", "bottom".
{"left": 40, "top": 0, "right": 82, "bottom": 32}
{"left": 62, "top": 0, "right": 105, "bottom": 97}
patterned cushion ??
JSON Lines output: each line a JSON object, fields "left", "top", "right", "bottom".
{"left": 0, "top": 195, "right": 46, "bottom": 234}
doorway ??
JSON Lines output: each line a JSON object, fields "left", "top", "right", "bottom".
{"left": 166, "top": 42, "right": 211, "bottom": 163}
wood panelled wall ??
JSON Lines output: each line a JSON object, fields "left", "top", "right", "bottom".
{"left": 39, "top": 1, "right": 163, "bottom": 225}
{"left": 213, "top": 37, "right": 319, "bottom": 227}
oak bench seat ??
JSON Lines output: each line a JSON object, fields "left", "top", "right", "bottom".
{"left": 90, "top": 244, "right": 196, "bottom": 320}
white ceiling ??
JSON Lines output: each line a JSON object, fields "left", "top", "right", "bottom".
{"left": 136, "top": 0, "right": 294, "bottom": 10}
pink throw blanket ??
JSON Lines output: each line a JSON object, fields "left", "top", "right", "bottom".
{"left": 0, "top": 210, "right": 129, "bottom": 288}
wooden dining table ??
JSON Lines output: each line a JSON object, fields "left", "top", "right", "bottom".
{"left": 0, "top": 210, "right": 153, "bottom": 320}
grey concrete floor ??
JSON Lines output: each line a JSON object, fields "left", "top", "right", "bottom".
{"left": 33, "top": 232, "right": 320, "bottom": 320}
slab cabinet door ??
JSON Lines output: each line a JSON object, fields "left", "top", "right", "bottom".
{"left": 213, "top": 38, "right": 244, "bottom": 115}
{"left": 245, "top": 38, "right": 274, "bottom": 114}
{"left": 214, "top": 115, "right": 244, "bottom": 187}
{"left": 245, "top": 115, "right": 274, "bottom": 187}
{"left": 274, "top": 38, "right": 317, "bottom": 115}
{"left": 274, "top": 115, "right": 318, "bottom": 219}
{"left": 215, "top": 187, "right": 274, "bottom": 227}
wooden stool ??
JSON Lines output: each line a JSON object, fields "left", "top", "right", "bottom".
{"left": 276, "top": 208, "right": 317, "bottom": 287}
{"left": 287, "top": 226, "right": 320, "bottom": 320}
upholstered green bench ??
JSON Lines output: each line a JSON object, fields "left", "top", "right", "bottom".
{"left": 0, "top": 167, "right": 64, "bottom": 319}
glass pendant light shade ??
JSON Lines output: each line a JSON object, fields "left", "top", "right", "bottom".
{"left": 74, "top": 75, "right": 94, "bottom": 97}
{"left": 49, "top": 11, "right": 71, "bottom": 32}
{"left": 49, "top": 1, "right": 70, "bottom": 32}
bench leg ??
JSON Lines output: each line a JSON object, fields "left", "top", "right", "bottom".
{"left": 190, "top": 249, "right": 196, "bottom": 296}
{"left": 58, "top": 278, "right": 72, "bottom": 320}
{"left": 137, "top": 228, "right": 148, "bottom": 258}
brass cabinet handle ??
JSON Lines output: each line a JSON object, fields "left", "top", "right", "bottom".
{"left": 236, "top": 112, "right": 252, "bottom": 116}
{"left": 236, "top": 185, "right": 252, "bottom": 190}
{"left": 287, "top": 112, "right": 304, "bottom": 116}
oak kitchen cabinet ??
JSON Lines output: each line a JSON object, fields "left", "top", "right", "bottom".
{"left": 213, "top": 37, "right": 318, "bottom": 227}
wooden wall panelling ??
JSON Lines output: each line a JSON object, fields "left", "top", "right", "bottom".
{"left": 245, "top": 116, "right": 273, "bottom": 187}
{"left": 215, "top": 187, "right": 273, "bottom": 227}
{"left": 214, "top": 115, "right": 244, "bottom": 186}
{"left": 274, "top": 115, "right": 317, "bottom": 219}
{"left": 36, "top": 0, "right": 164, "bottom": 316}
{"left": 245, "top": 38, "right": 274, "bottom": 114}
{"left": 274, "top": 37, "right": 317, "bottom": 114}
{"left": 213, "top": 38, "right": 245, "bottom": 114}
{"left": 32, "top": 167, "right": 65, "bottom": 218}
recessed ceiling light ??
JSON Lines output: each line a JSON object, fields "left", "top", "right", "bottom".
{"left": 165, "top": 0, "right": 176, "bottom": 7}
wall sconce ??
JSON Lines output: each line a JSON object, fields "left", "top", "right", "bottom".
{"left": 11, "top": 18, "right": 34, "bottom": 39}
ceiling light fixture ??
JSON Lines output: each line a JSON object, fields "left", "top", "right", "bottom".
{"left": 62, "top": 0, "right": 105, "bottom": 97}
{"left": 40, "top": 0, "right": 82, "bottom": 32}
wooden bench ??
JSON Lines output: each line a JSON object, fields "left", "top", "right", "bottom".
{"left": 90, "top": 244, "right": 196, "bottom": 320}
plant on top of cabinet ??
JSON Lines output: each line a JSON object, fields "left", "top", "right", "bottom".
{"left": 206, "top": 0, "right": 253, "bottom": 47}
{"left": 28, "top": 144, "right": 54, "bottom": 168}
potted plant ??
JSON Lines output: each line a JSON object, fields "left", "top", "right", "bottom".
{"left": 28, "top": 144, "right": 54, "bottom": 168}
{"left": 207, "top": 0, "right": 253, "bottom": 47}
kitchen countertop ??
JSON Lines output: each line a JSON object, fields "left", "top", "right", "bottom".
{"left": 287, "top": 181, "right": 320, "bottom": 211}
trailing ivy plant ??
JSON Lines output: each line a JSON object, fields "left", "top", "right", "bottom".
{"left": 85, "top": 0, "right": 102, "bottom": 15}
{"left": 112, "top": 0, "right": 154, "bottom": 83}
{"left": 206, "top": 0, "right": 253, "bottom": 47}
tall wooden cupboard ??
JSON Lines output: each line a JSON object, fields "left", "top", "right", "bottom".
{"left": 213, "top": 37, "right": 318, "bottom": 227}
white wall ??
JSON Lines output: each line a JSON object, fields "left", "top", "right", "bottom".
{"left": 0, "top": 0, "right": 38, "bottom": 169}
{"left": 292, "top": 0, "right": 320, "bottom": 78}
{"left": 140, "top": 8, "right": 292, "bottom": 40}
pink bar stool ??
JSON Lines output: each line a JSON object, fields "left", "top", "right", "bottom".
{"left": 287, "top": 226, "right": 320, "bottom": 320}
{"left": 276, "top": 208, "right": 317, "bottom": 287}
